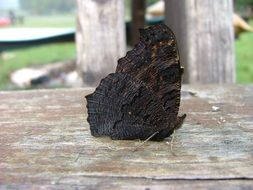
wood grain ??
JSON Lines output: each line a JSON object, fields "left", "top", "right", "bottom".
{"left": 0, "top": 180, "right": 252, "bottom": 190}
{"left": 165, "top": 0, "right": 235, "bottom": 84}
{"left": 0, "top": 85, "right": 252, "bottom": 189}
{"left": 76, "top": 0, "right": 126, "bottom": 87}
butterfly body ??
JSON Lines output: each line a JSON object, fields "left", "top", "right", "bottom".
{"left": 86, "top": 24, "right": 186, "bottom": 141}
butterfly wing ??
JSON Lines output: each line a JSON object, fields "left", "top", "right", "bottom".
{"left": 86, "top": 73, "right": 169, "bottom": 140}
{"left": 116, "top": 24, "right": 183, "bottom": 129}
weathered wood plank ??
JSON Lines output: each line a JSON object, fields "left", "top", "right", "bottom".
{"left": 76, "top": 0, "right": 126, "bottom": 87}
{"left": 165, "top": 0, "right": 235, "bottom": 84}
{"left": 0, "top": 179, "right": 253, "bottom": 190}
{"left": 0, "top": 85, "right": 253, "bottom": 189}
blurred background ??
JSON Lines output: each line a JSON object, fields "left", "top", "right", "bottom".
{"left": 0, "top": 0, "right": 252, "bottom": 91}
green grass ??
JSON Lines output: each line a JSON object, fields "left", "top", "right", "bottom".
{"left": 13, "top": 14, "right": 76, "bottom": 28}
{"left": 235, "top": 20, "right": 253, "bottom": 83}
{"left": 0, "top": 42, "right": 76, "bottom": 90}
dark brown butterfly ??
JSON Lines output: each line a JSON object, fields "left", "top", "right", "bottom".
{"left": 86, "top": 24, "right": 186, "bottom": 141}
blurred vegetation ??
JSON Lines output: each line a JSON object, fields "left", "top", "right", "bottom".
{"left": 235, "top": 0, "right": 253, "bottom": 14}
{"left": 235, "top": 20, "right": 253, "bottom": 83}
{"left": 20, "top": 0, "right": 76, "bottom": 14}
{"left": 235, "top": 0, "right": 253, "bottom": 6}
{"left": 19, "top": 0, "right": 157, "bottom": 16}
{"left": 13, "top": 14, "right": 75, "bottom": 28}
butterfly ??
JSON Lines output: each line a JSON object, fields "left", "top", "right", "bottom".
{"left": 86, "top": 24, "right": 186, "bottom": 141}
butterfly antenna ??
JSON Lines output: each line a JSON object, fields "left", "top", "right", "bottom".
{"left": 132, "top": 131, "right": 159, "bottom": 152}
{"left": 170, "top": 129, "right": 177, "bottom": 156}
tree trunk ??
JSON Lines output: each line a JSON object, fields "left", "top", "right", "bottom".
{"left": 165, "top": 0, "right": 235, "bottom": 84}
{"left": 76, "top": 0, "right": 126, "bottom": 87}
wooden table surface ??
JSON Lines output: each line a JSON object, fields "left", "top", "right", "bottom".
{"left": 0, "top": 85, "right": 253, "bottom": 189}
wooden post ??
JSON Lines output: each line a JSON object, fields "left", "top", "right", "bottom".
{"left": 165, "top": 0, "right": 235, "bottom": 84}
{"left": 76, "top": 0, "right": 126, "bottom": 87}
{"left": 131, "top": 0, "right": 146, "bottom": 45}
